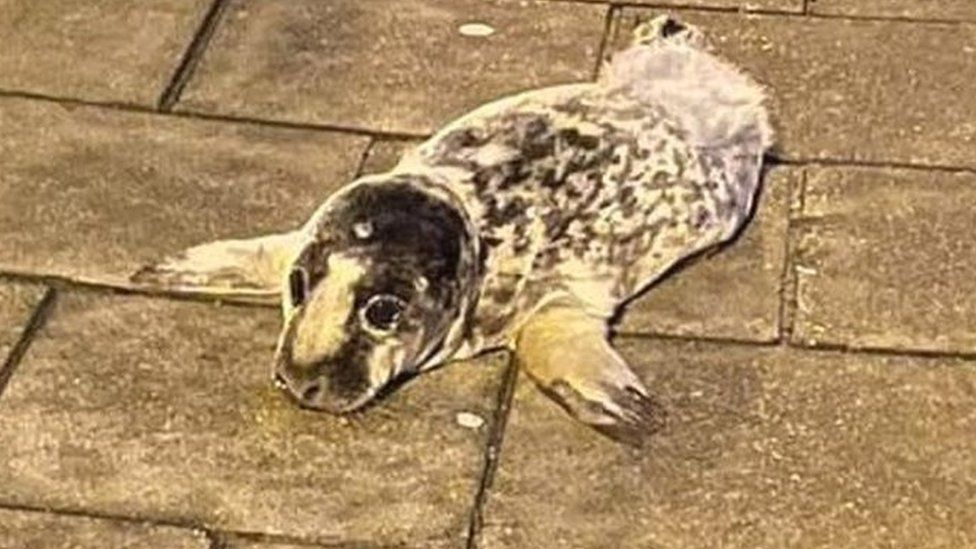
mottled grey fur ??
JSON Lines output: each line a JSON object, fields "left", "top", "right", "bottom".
{"left": 391, "top": 15, "right": 773, "bottom": 363}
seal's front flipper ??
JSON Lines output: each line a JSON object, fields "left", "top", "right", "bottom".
{"left": 130, "top": 231, "right": 303, "bottom": 300}
{"left": 514, "top": 297, "right": 666, "bottom": 447}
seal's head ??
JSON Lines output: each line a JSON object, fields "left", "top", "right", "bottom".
{"left": 273, "top": 176, "right": 478, "bottom": 413}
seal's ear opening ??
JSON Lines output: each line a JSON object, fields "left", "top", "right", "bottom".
{"left": 130, "top": 230, "right": 303, "bottom": 301}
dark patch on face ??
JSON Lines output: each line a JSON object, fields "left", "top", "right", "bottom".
{"left": 322, "top": 178, "right": 471, "bottom": 291}
{"left": 291, "top": 179, "right": 481, "bottom": 396}
{"left": 312, "top": 318, "right": 373, "bottom": 403}
{"left": 275, "top": 304, "right": 371, "bottom": 409}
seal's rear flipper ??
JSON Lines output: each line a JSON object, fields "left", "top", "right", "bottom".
{"left": 130, "top": 231, "right": 303, "bottom": 300}
{"left": 514, "top": 296, "right": 666, "bottom": 447}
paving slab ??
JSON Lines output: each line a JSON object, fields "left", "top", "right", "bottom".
{"left": 0, "top": 282, "right": 47, "bottom": 366}
{"left": 622, "top": 0, "right": 802, "bottom": 12}
{"left": 793, "top": 166, "right": 976, "bottom": 354}
{"left": 178, "top": 0, "right": 607, "bottom": 135}
{"left": 616, "top": 10, "right": 976, "bottom": 169}
{"left": 809, "top": 0, "right": 976, "bottom": 22}
{"left": 361, "top": 140, "right": 792, "bottom": 343}
{"left": 0, "top": 0, "right": 212, "bottom": 106}
{"left": 0, "top": 508, "right": 208, "bottom": 549}
{"left": 480, "top": 338, "right": 976, "bottom": 549}
{"left": 0, "top": 97, "right": 368, "bottom": 289}
{"left": 0, "top": 292, "right": 505, "bottom": 546}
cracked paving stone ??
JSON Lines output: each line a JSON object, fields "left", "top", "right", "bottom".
{"left": 0, "top": 96, "right": 368, "bottom": 290}
{"left": 809, "top": 0, "right": 976, "bottom": 22}
{"left": 615, "top": 10, "right": 976, "bottom": 169}
{"left": 0, "top": 282, "right": 47, "bottom": 367}
{"left": 178, "top": 0, "right": 607, "bottom": 135}
{"left": 0, "top": 292, "right": 506, "bottom": 546}
{"left": 0, "top": 508, "right": 208, "bottom": 549}
{"left": 360, "top": 136, "right": 792, "bottom": 344}
{"left": 480, "top": 338, "right": 976, "bottom": 549}
{"left": 793, "top": 166, "right": 976, "bottom": 354}
{"left": 0, "top": 0, "right": 213, "bottom": 106}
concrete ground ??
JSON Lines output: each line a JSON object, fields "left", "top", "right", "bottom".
{"left": 0, "top": 1, "right": 974, "bottom": 547}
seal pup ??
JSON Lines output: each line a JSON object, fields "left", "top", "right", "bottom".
{"left": 133, "top": 15, "right": 773, "bottom": 445}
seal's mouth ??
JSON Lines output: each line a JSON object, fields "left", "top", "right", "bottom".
{"left": 273, "top": 372, "right": 377, "bottom": 414}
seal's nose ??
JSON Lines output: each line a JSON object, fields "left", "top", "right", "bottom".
{"left": 274, "top": 367, "right": 356, "bottom": 413}
{"left": 299, "top": 381, "right": 322, "bottom": 404}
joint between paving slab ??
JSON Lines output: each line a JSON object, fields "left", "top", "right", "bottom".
{"left": 803, "top": 10, "right": 976, "bottom": 27}
{"left": 0, "top": 287, "right": 57, "bottom": 403}
{"left": 787, "top": 339, "right": 976, "bottom": 363}
{"left": 0, "top": 501, "right": 209, "bottom": 538}
{"left": 3, "top": 89, "right": 974, "bottom": 174}
{"left": 215, "top": 529, "right": 404, "bottom": 549}
{"left": 205, "top": 530, "right": 227, "bottom": 549}
{"left": 618, "top": 330, "right": 976, "bottom": 363}
{"left": 595, "top": 0, "right": 976, "bottom": 26}
{"left": 557, "top": 0, "right": 803, "bottom": 17}
{"left": 0, "top": 270, "right": 278, "bottom": 310}
{"left": 770, "top": 154, "right": 976, "bottom": 176}
{"left": 0, "top": 88, "right": 424, "bottom": 141}
{"left": 158, "top": 0, "right": 233, "bottom": 112}
{"left": 464, "top": 353, "right": 519, "bottom": 549}
{"left": 776, "top": 166, "right": 805, "bottom": 343}
{"left": 352, "top": 138, "right": 379, "bottom": 179}
{"left": 592, "top": 6, "right": 619, "bottom": 81}
{"left": 615, "top": 329, "right": 781, "bottom": 348}
{"left": 0, "top": 501, "right": 395, "bottom": 549}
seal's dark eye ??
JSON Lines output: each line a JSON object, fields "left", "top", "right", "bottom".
{"left": 289, "top": 267, "right": 308, "bottom": 307}
{"left": 362, "top": 294, "right": 405, "bottom": 332}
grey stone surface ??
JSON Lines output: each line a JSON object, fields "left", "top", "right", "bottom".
{"left": 0, "top": 0, "right": 212, "bottom": 106}
{"left": 179, "top": 0, "right": 607, "bottom": 135}
{"left": 0, "top": 282, "right": 47, "bottom": 365}
{"left": 0, "top": 292, "right": 504, "bottom": 546}
{"left": 616, "top": 10, "right": 976, "bottom": 169}
{"left": 810, "top": 0, "right": 976, "bottom": 21}
{"left": 0, "top": 97, "right": 368, "bottom": 289}
{"left": 481, "top": 338, "right": 976, "bottom": 549}
{"left": 0, "top": 508, "right": 208, "bottom": 549}
{"left": 793, "top": 166, "right": 976, "bottom": 354}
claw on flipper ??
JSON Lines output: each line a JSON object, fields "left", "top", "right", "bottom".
{"left": 539, "top": 378, "right": 667, "bottom": 447}
{"left": 514, "top": 296, "right": 667, "bottom": 447}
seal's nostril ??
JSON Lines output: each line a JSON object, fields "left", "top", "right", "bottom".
{"left": 660, "top": 18, "right": 686, "bottom": 38}
{"left": 301, "top": 383, "right": 322, "bottom": 403}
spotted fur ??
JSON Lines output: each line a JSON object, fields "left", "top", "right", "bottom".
{"left": 392, "top": 18, "right": 772, "bottom": 358}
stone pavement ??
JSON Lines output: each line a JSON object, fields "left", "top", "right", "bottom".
{"left": 0, "top": 1, "right": 973, "bottom": 547}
